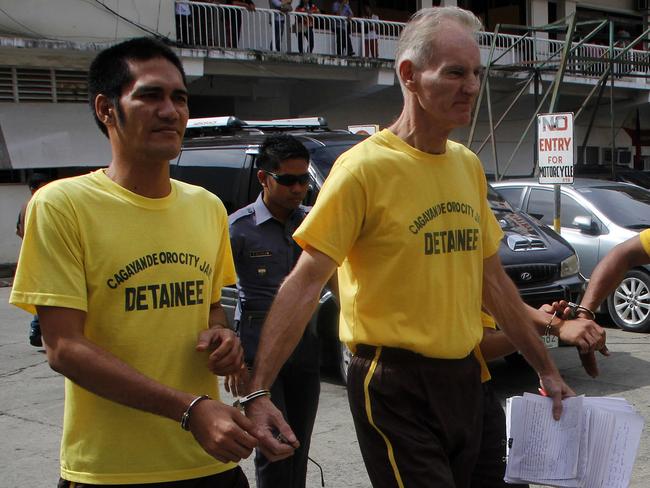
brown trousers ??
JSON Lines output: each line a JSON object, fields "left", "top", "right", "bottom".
{"left": 347, "top": 344, "right": 483, "bottom": 488}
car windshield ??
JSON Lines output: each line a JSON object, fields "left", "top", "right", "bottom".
{"left": 487, "top": 184, "right": 513, "bottom": 212}
{"left": 577, "top": 185, "right": 650, "bottom": 229}
{"left": 308, "top": 142, "right": 361, "bottom": 177}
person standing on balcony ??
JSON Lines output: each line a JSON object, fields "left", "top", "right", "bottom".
{"left": 240, "top": 7, "right": 602, "bottom": 488}
{"left": 270, "top": 0, "right": 292, "bottom": 51}
{"left": 9, "top": 37, "right": 257, "bottom": 488}
{"left": 224, "top": 0, "right": 256, "bottom": 48}
{"left": 615, "top": 29, "right": 632, "bottom": 77}
{"left": 229, "top": 134, "right": 320, "bottom": 488}
{"left": 295, "top": 0, "right": 319, "bottom": 54}
{"left": 175, "top": 1, "right": 193, "bottom": 46}
{"left": 331, "top": 0, "right": 354, "bottom": 56}
{"left": 361, "top": 5, "right": 379, "bottom": 58}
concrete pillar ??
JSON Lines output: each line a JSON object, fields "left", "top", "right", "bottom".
{"left": 440, "top": 0, "right": 457, "bottom": 5}
{"left": 530, "top": 0, "right": 548, "bottom": 27}
{"left": 417, "top": 0, "right": 434, "bottom": 9}
{"left": 563, "top": 1, "right": 577, "bottom": 22}
{"left": 530, "top": 0, "right": 548, "bottom": 39}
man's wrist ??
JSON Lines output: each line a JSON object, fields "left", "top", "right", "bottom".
{"left": 209, "top": 321, "right": 230, "bottom": 330}
{"left": 576, "top": 308, "right": 596, "bottom": 320}
{"left": 234, "top": 389, "right": 271, "bottom": 410}
{"left": 544, "top": 313, "right": 562, "bottom": 337}
{"left": 180, "top": 394, "right": 211, "bottom": 430}
{"left": 569, "top": 302, "right": 596, "bottom": 320}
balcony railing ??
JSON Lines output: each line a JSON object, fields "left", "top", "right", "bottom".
{"left": 175, "top": 2, "right": 403, "bottom": 59}
{"left": 175, "top": 1, "right": 650, "bottom": 80}
{"left": 476, "top": 31, "right": 650, "bottom": 79}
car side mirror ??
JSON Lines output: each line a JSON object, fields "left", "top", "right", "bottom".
{"left": 573, "top": 215, "right": 600, "bottom": 235}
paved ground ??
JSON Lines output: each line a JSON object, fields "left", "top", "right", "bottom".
{"left": 2, "top": 284, "right": 650, "bottom": 487}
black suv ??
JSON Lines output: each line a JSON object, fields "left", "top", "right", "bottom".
{"left": 488, "top": 185, "right": 585, "bottom": 308}
{"left": 172, "top": 116, "right": 585, "bottom": 380}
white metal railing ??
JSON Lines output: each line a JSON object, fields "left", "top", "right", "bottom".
{"left": 175, "top": 2, "right": 650, "bottom": 80}
{"left": 476, "top": 31, "right": 650, "bottom": 79}
{"left": 175, "top": 1, "right": 403, "bottom": 59}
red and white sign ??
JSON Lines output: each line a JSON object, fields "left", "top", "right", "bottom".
{"left": 537, "top": 113, "right": 574, "bottom": 184}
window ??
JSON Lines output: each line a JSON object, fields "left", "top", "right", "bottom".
{"left": 578, "top": 185, "right": 650, "bottom": 229}
{"left": 526, "top": 188, "right": 554, "bottom": 225}
{"left": 308, "top": 142, "right": 359, "bottom": 178}
{"left": 560, "top": 194, "right": 594, "bottom": 230}
{"left": 173, "top": 147, "right": 248, "bottom": 213}
{"left": 0, "top": 67, "right": 87, "bottom": 103}
{"left": 495, "top": 186, "right": 524, "bottom": 209}
{"left": 526, "top": 188, "right": 595, "bottom": 229}
{"left": 176, "top": 148, "right": 245, "bottom": 168}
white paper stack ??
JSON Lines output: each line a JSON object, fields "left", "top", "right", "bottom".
{"left": 505, "top": 393, "right": 644, "bottom": 488}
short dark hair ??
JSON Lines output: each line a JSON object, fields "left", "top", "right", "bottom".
{"left": 28, "top": 173, "right": 50, "bottom": 191}
{"left": 256, "top": 134, "right": 310, "bottom": 172}
{"left": 88, "top": 37, "right": 187, "bottom": 137}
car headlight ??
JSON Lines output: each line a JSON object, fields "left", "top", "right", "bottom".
{"left": 560, "top": 254, "right": 580, "bottom": 277}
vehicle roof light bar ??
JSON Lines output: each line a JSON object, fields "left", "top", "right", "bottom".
{"left": 186, "top": 116, "right": 244, "bottom": 129}
{"left": 184, "top": 116, "right": 329, "bottom": 136}
{"left": 243, "top": 117, "right": 328, "bottom": 128}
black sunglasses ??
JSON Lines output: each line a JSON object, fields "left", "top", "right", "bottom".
{"left": 264, "top": 171, "right": 310, "bottom": 186}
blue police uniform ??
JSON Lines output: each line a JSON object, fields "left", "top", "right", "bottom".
{"left": 229, "top": 193, "right": 320, "bottom": 488}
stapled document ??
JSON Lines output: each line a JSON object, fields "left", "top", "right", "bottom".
{"left": 505, "top": 394, "right": 643, "bottom": 488}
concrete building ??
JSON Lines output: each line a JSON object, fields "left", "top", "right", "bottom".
{"left": 1, "top": 0, "right": 649, "bottom": 266}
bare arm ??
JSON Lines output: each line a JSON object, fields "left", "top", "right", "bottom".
{"left": 245, "top": 246, "right": 337, "bottom": 460}
{"left": 37, "top": 305, "right": 257, "bottom": 462}
{"left": 479, "top": 304, "right": 606, "bottom": 377}
{"left": 480, "top": 327, "right": 518, "bottom": 361}
{"left": 482, "top": 253, "right": 574, "bottom": 419}
{"left": 581, "top": 235, "right": 650, "bottom": 312}
{"left": 208, "top": 301, "right": 230, "bottom": 329}
{"left": 198, "top": 302, "right": 244, "bottom": 376}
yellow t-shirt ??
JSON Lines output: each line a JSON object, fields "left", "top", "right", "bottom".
{"left": 10, "top": 170, "right": 237, "bottom": 484}
{"left": 476, "top": 312, "right": 498, "bottom": 383}
{"left": 639, "top": 229, "right": 650, "bottom": 257}
{"left": 294, "top": 129, "right": 504, "bottom": 359}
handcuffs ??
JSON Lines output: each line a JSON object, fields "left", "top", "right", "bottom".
{"left": 232, "top": 389, "right": 271, "bottom": 411}
{"left": 565, "top": 302, "right": 596, "bottom": 320}
{"left": 544, "top": 302, "right": 596, "bottom": 339}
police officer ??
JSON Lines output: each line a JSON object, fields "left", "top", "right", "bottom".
{"left": 229, "top": 134, "right": 320, "bottom": 488}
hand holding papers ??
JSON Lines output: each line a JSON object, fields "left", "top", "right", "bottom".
{"left": 505, "top": 393, "right": 643, "bottom": 488}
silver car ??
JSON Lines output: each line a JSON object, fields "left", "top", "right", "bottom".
{"left": 493, "top": 178, "right": 650, "bottom": 332}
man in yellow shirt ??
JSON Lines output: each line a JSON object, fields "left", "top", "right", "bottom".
{"left": 10, "top": 37, "right": 257, "bottom": 487}
{"left": 242, "top": 7, "right": 604, "bottom": 488}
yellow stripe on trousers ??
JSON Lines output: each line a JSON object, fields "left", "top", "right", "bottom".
{"left": 363, "top": 346, "right": 405, "bottom": 488}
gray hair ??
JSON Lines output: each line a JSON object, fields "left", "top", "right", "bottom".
{"left": 395, "top": 7, "right": 483, "bottom": 74}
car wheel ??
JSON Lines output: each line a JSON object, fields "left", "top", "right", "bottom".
{"left": 337, "top": 340, "right": 352, "bottom": 384}
{"left": 607, "top": 269, "right": 650, "bottom": 332}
